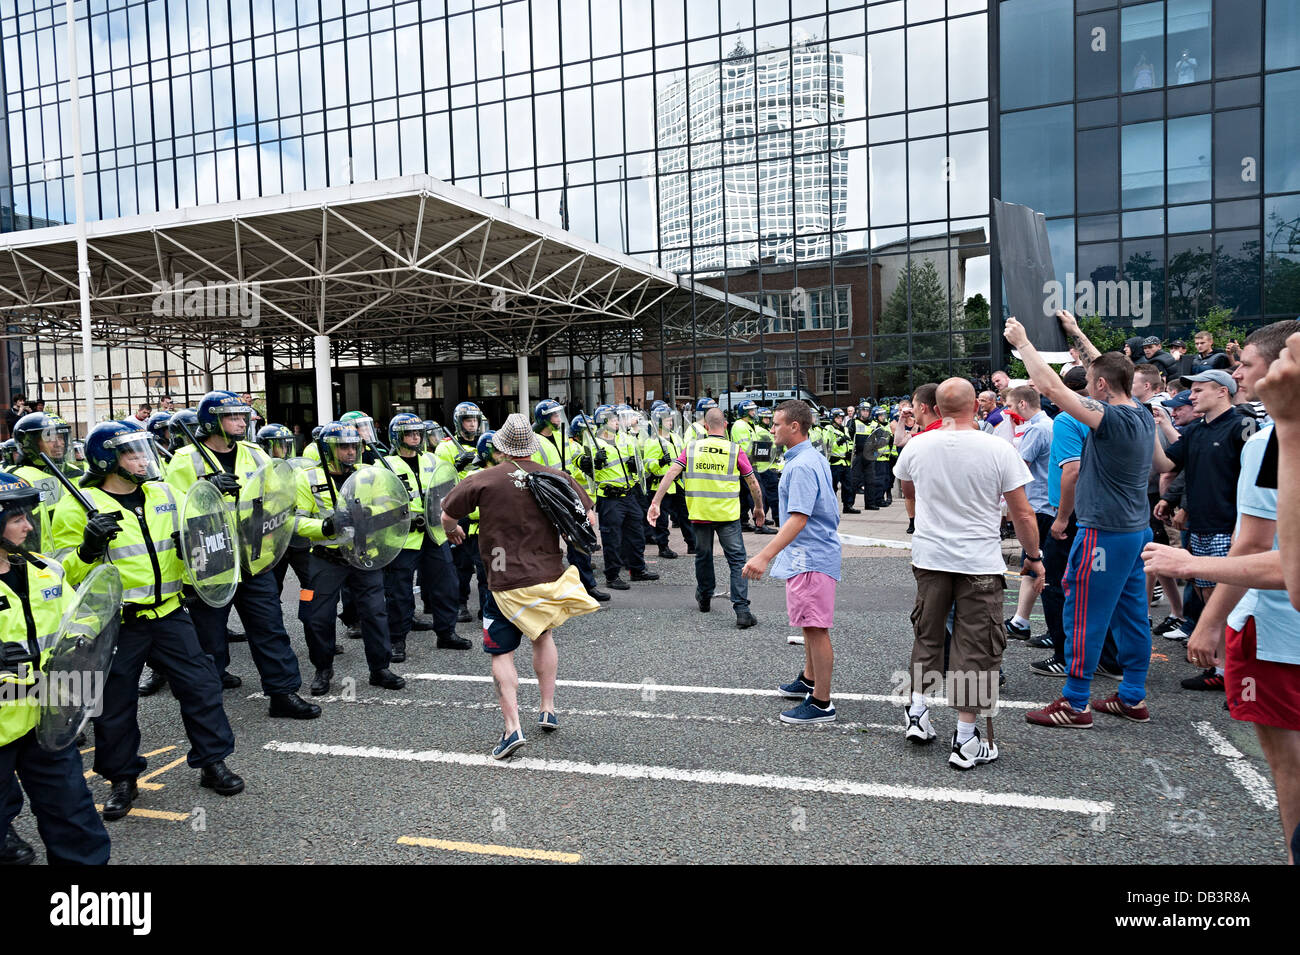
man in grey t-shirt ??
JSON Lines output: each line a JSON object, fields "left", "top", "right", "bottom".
{"left": 1007, "top": 312, "right": 1157, "bottom": 732}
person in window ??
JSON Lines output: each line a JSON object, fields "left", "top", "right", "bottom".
{"left": 1133, "top": 51, "right": 1156, "bottom": 90}
{"left": 1174, "top": 48, "right": 1198, "bottom": 85}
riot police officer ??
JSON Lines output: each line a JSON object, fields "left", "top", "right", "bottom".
{"left": 383, "top": 412, "right": 469, "bottom": 661}
{"left": 11, "top": 412, "right": 80, "bottom": 546}
{"left": 0, "top": 472, "right": 111, "bottom": 864}
{"left": 294, "top": 422, "right": 405, "bottom": 696}
{"left": 165, "top": 391, "right": 319, "bottom": 719}
{"left": 578, "top": 406, "right": 657, "bottom": 590}
{"left": 50, "top": 420, "right": 244, "bottom": 820}
{"left": 730, "top": 400, "right": 760, "bottom": 532}
{"left": 169, "top": 408, "right": 199, "bottom": 454}
{"left": 686, "top": 397, "right": 715, "bottom": 444}
{"left": 145, "top": 411, "right": 174, "bottom": 461}
{"left": 871, "top": 405, "right": 895, "bottom": 506}
{"left": 827, "top": 408, "right": 850, "bottom": 496}
{"left": 435, "top": 402, "right": 487, "bottom": 621}
{"left": 751, "top": 407, "right": 782, "bottom": 533}
{"left": 256, "top": 423, "right": 294, "bottom": 459}
{"left": 846, "top": 401, "right": 878, "bottom": 513}
{"left": 643, "top": 403, "right": 696, "bottom": 554}
{"left": 532, "top": 400, "right": 607, "bottom": 601}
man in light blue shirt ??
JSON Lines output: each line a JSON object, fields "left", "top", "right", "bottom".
{"left": 1004, "top": 386, "right": 1055, "bottom": 641}
{"left": 744, "top": 400, "right": 841, "bottom": 726}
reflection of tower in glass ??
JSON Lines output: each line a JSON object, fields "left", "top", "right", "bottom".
{"left": 656, "top": 42, "right": 863, "bottom": 273}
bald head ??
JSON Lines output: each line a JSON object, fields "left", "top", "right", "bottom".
{"left": 705, "top": 408, "right": 728, "bottom": 433}
{"left": 936, "top": 377, "right": 977, "bottom": 422}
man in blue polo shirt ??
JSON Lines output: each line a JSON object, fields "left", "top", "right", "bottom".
{"left": 743, "top": 400, "right": 842, "bottom": 725}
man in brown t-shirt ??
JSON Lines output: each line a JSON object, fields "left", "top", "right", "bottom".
{"left": 441, "top": 413, "right": 597, "bottom": 759}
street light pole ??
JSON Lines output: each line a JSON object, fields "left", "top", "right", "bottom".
{"left": 65, "top": 0, "right": 95, "bottom": 433}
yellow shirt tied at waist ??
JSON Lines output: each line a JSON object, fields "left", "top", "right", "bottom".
{"left": 486, "top": 565, "right": 600, "bottom": 640}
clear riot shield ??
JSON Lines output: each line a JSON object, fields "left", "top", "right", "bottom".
{"left": 180, "top": 478, "right": 241, "bottom": 607}
{"left": 335, "top": 466, "right": 410, "bottom": 570}
{"left": 422, "top": 457, "right": 459, "bottom": 543}
{"left": 750, "top": 430, "right": 777, "bottom": 470}
{"left": 285, "top": 455, "right": 316, "bottom": 471}
{"left": 622, "top": 414, "right": 652, "bottom": 495}
{"left": 237, "top": 458, "right": 297, "bottom": 573}
{"left": 36, "top": 564, "right": 123, "bottom": 752}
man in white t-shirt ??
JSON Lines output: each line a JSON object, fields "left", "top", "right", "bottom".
{"left": 893, "top": 378, "right": 1044, "bottom": 770}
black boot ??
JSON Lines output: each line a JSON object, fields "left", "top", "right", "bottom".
{"left": 310, "top": 667, "right": 333, "bottom": 696}
{"left": 268, "top": 693, "right": 322, "bottom": 719}
{"left": 456, "top": 605, "right": 472, "bottom": 623}
{"left": 735, "top": 609, "right": 758, "bottom": 629}
{"left": 102, "top": 779, "right": 138, "bottom": 821}
{"left": 0, "top": 829, "right": 34, "bottom": 865}
{"left": 658, "top": 547, "right": 678, "bottom": 559}
{"left": 200, "top": 761, "right": 245, "bottom": 796}
{"left": 410, "top": 614, "right": 436, "bottom": 631}
{"left": 138, "top": 666, "right": 167, "bottom": 696}
{"left": 370, "top": 668, "right": 406, "bottom": 690}
{"left": 587, "top": 588, "right": 611, "bottom": 602}
{"left": 220, "top": 671, "right": 242, "bottom": 690}
{"left": 436, "top": 633, "right": 472, "bottom": 650}
{"left": 391, "top": 638, "right": 407, "bottom": 663}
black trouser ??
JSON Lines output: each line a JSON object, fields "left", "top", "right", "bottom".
{"left": 383, "top": 548, "right": 421, "bottom": 643}
{"left": 655, "top": 491, "right": 696, "bottom": 552}
{"left": 874, "top": 460, "right": 893, "bottom": 503}
{"left": 759, "top": 470, "right": 781, "bottom": 525}
{"left": 739, "top": 479, "right": 754, "bottom": 527}
{"left": 453, "top": 534, "right": 488, "bottom": 616}
{"left": 830, "top": 463, "right": 847, "bottom": 495}
{"left": 190, "top": 568, "right": 303, "bottom": 695}
{"left": 848, "top": 456, "right": 873, "bottom": 508}
{"left": 273, "top": 545, "right": 312, "bottom": 596}
{"left": 1045, "top": 514, "right": 1121, "bottom": 671}
{"left": 598, "top": 492, "right": 647, "bottom": 580}
{"left": 1, "top": 731, "right": 110, "bottom": 865}
{"left": 300, "top": 553, "right": 391, "bottom": 672}
{"left": 635, "top": 489, "right": 663, "bottom": 545}
{"left": 418, "top": 538, "right": 462, "bottom": 637}
{"left": 93, "top": 606, "right": 235, "bottom": 782}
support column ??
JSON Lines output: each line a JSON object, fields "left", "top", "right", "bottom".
{"left": 65, "top": 0, "right": 94, "bottom": 434}
{"left": 516, "top": 351, "right": 529, "bottom": 417}
{"left": 314, "top": 334, "right": 333, "bottom": 425}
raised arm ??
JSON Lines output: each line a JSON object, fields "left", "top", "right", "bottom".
{"left": 1004, "top": 315, "right": 1105, "bottom": 430}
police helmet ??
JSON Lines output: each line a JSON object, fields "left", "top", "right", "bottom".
{"left": 256, "top": 423, "right": 294, "bottom": 458}
{"left": 196, "top": 390, "right": 252, "bottom": 442}
{"left": 340, "top": 410, "right": 378, "bottom": 446}
{"left": 310, "top": 425, "right": 323, "bottom": 441}
{"left": 757, "top": 406, "right": 774, "bottom": 423}
{"left": 169, "top": 408, "right": 199, "bottom": 451}
{"left": 534, "top": 399, "right": 564, "bottom": 432}
{"left": 695, "top": 397, "right": 718, "bottom": 413}
{"left": 84, "top": 420, "right": 164, "bottom": 487}
{"left": 145, "top": 411, "right": 173, "bottom": 447}
{"left": 569, "top": 414, "right": 592, "bottom": 439}
{"left": 0, "top": 439, "right": 19, "bottom": 468}
{"left": 453, "top": 402, "right": 483, "bottom": 441}
{"left": 475, "top": 430, "right": 497, "bottom": 464}
{"left": 14, "top": 411, "right": 72, "bottom": 468}
{"left": 423, "top": 420, "right": 449, "bottom": 448}
{"left": 388, "top": 412, "right": 425, "bottom": 450}
{"left": 736, "top": 399, "right": 757, "bottom": 417}
{"left": 0, "top": 471, "right": 41, "bottom": 555}
{"left": 317, "top": 421, "right": 361, "bottom": 473}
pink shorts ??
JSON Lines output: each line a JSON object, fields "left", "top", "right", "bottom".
{"left": 785, "top": 571, "right": 837, "bottom": 630}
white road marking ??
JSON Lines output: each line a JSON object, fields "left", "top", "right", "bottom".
{"left": 402, "top": 673, "right": 1050, "bottom": 709}
{"left": 1192, "top": 721, "right": 1278, "bottom": 811}
{"left": 264, "top": 740, "right": 1113, "bottom": 816}
{"left": 838, "top": 533, "right": 911, "bottom": 550}
{"left": 248, "top": 692, "right": 904, "bottom": 735}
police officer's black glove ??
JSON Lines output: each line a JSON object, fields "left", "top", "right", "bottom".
{"left": 625, "top": 457, "right": 638, "bottom": 476}
{"left": 204, "top": 471, "right": 240, "bottom": 496}
{"left": 412, "top": 514, "right": 427, "bottom": 532}
{"left": 454, "top": 452, "right": 474, "bottom": 471}
{"left": 594, "top": 448, "right": 608, "bottom": 469}
{"left": 321, "top": 515, "right": 338, "bottom": 538}
{"left": 78, "top": 512, "right": 122, "bottom": 562}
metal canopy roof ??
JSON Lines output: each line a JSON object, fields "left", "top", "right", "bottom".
{"left": 0, "top": 174, "right": 765, "bottom": 357}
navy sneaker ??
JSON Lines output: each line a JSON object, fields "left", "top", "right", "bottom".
{"left": 538, "top": 711, "right": 559, "bottom": 732}
{"left": 778, "top": 673, "right": 815, "bottom": 699}
{"left": 779, "top": 696, "right": 836, "bottom": 725}
{"left": 491, "top": 729, "right": 526, "bottom": 759}
{"left": 1028, "top": 632, "right": 1054, "bottom": 649}
{"left": 1004, "top": 617, "right": 1032, "bottom": 641}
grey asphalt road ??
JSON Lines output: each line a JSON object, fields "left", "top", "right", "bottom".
{"left": 14, "top": 529, "right": 1285, "bottom": 865}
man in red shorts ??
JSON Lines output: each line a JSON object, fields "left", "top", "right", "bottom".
{"left": 742, "top": 400, "right": 842, "bottom": 724}
{"left": 1143, "top": 319, "right": 1300, "bottom": 863}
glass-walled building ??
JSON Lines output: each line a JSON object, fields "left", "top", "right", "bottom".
{"left": 0, "top": 0, "right": 1156, "bottom": 425}
{"left": 995, "top": 0, "right": 1300, "bottom": 349}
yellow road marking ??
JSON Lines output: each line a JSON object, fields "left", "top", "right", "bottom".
{"left": 94, "top": 804, "right": 191, "bottom": 822}
{"left": 396, "top": 835, "right": 580, "bottom": 864}
{"left": 79, "top": 745, "right": 94, "bottom": 754}
{"left": 136, "top": 755, "right": 188, "bottom": 791}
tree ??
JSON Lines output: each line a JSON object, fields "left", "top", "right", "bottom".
{"left": 878, "top": 259, "right": 951, "bottom": 336}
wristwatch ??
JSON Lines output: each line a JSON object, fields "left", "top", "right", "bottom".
{"left": 1025, "top": 554, "right": 1043, "bottom": 563}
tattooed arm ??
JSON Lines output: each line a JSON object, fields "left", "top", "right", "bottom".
{"left": 1004, "top": 316, "right": 1107, "bottom": 429}
{"left": 1055, "top": 309, "right": 1101, "bottom": 370}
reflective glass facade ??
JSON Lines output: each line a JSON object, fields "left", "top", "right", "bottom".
{"left": 996, "top": 0, "right": 1300, "bottom": 343}
{"left": 2, "top": 0, "right": 997, "bottom": 417}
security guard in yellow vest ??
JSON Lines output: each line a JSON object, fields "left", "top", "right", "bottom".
{"left": 294, "top": 422, "right": 406, "bottom": 697}
{"left": 644, "top": 403, "right": 696, "bottom": 556}
{"left": 533, "top": 401, "right": 607, "bottom": 601}
{"left": 382, "top": 413, "right": 469, "bottom": 660}
{"left": 646, "top": 407, "right": 761, "bottom": 629}
{"left": 50, "top": 420, "right": 244, "bottom": 821}
{"left": 165, "top": 391, "right": 319, "bottom": 719}
{"left": 752, "top": 407, "right": 782, "bottom": 531}
{"left": 11, "top": 412, "right": 82, "bottom": 549}
{"left": 578, "top": 405, "right": 657, "bottom": 590}
{"left": 0, "top": 473, "right": 111, "bottom": 865}
{"left": 436, "top": 402, "right": 487, "bottom": 621}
